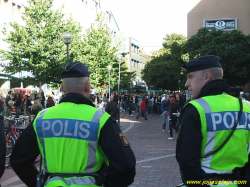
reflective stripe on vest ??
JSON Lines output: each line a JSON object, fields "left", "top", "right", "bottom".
{"left": 244, "top": 100, "right": 250, "bottom": 156}
{"left": 34, "top": 105, "right": 109, "bottom": 175}
{"left": 189, "top": 94, "right": 250, "bottom": 175}
{"left": 193, "top": 98, "right": 233, "bottom": 174}
{"left": 44, "top": 176, "right": 96, "bottom": 187}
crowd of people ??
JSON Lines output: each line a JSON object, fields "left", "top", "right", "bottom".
{"left": 91, "top": 91, "right": 186, "bottom": 139}
{"left": 0, "top": 56, "right": 250, "bottom": 187}
{"left": 0, "top": 90, "right": 59, "bottom": 121}
{"left": 92, "top": 88, "right": 249, "bottom": 141}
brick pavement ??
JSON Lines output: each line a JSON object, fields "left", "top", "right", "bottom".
{"left": 120, "top": 113, "right": 182, "bottom": 187}
{"left": 1, "top": 113, "right": 182, "bottom": 187}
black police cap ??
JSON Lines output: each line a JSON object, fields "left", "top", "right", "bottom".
{"left": 181, "top": 55, "right": 222, "bottom": 74}
{"left": 62, "top": 61, "right": 89, "bottom": 79}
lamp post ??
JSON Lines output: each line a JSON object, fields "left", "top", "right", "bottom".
{"left": 62, "top": 32, "right": 74, "bottom": 64}
{"left": 116, "top": 54, "right": 123, "bottom": 125}
{"left": 107, "top": 65, "right": 112, "bottom": 101}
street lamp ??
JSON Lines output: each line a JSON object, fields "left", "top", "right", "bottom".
{"left": 107, "top": 65, "right": 112, "bottom": 101}
{"left": 116, "top": 54, "right": 123, "bottom": 125}
{"left": 62, "top": 32, "right": 74, "bottom": 64}
{"left": 116, "top": 54, "right": 123, "bottom": 94}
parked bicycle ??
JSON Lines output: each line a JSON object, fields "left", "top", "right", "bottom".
{"left": 4, "top": 116, "right": 28, "bottom": 167}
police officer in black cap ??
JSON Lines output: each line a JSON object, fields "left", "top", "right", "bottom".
{"left": 10, "top": 61, "right": 136, "bottom": 187}
{"left": 176, "top": 56, "right": 250, "bottom": 187}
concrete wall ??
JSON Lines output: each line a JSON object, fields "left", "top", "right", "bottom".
{"left": 187, "top": 0, "right": 250, "bottom": 38}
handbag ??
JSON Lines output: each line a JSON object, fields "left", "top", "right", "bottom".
{"left": 8, "top": 100, "right": 14, "bottom": 107}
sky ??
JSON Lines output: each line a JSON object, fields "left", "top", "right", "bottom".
{"left": 18, "top": 0, "right": 202, "bottom": 52}
{"left": 103, "top": 0, "right": 201, "bottom": 51}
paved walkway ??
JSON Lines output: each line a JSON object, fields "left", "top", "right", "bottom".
{"left": 120, "top": 113, "right": 182, "bottom": 187}
{"left": 1, "top": 113, "right": 182, "bottom": 187}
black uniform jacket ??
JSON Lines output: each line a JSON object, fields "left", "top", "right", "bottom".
{"left": 0, "top": 116, "right": 5, "bottom": 180}
{"left": 176, "top": 79, "right": 250, "bottom": 186}
{"left": 10, "top": 93, "right": 136, "bottom": 187}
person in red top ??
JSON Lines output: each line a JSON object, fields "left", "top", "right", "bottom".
{"left": 136, "top": 97, "right": 148, "bottom": 120}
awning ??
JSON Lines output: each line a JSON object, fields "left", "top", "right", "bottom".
{"left": 131, "top": 58, "right": 140, "bottom": 63}
{"left": 148, "top": 90, "right": 164, "bottom": 93}
{"left": 131, "top": 43, "right": 140, "bottom": 48}
{"left": 135, "top": 88, "right": 147, "bottom": 93}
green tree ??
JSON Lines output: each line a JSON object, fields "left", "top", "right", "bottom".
{"left": 0, "top": 0, "right": 84, "bottom": 87}
{"left": 80, "top": 14, "right": 134, "bottom": 93}
{"left": 118, "top": 58, "right": 136, "bottom": 92}
{"left": 183, "top": 28, "right": 250, "bottom": 87}
{"left": 142, "top": 34, "right": 187, "bottom": 91}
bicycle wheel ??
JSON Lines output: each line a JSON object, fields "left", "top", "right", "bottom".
{"left": 6, "top": 135, "right": 16, "bottom": 158}
{"left": 119, "top": 108, "right": 125, "bottom": 118}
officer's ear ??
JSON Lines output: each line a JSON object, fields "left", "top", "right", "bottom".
{"left": 204, "top": 72, "right": 212, "bottom": 83}
{"left": 84, "top": 78, "right": 91, "bottom": 93}
{"left": 61, "top": 83, "right": 65, "bottom": 94}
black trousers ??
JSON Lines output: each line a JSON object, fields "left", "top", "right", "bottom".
{"left": 170, "top": 115, "right": 178, "bottom": 137}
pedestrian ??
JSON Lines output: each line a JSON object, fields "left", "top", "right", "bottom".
{"left": 30, "top": 99, "right": 43, "bottom": 118}
{"left": 168, "top": 97, "right": 179, "bottom": 139}
{"left": 30, "top": 90, "right": 36, "bottom": 101}
{"left": 10, "top": 61, "right": 136, "bottom": 187}
{"left": 137, "top": 93, "right": 143, "bottom": 114}
{"left": 175, "top": 93, "right": 185, "bottom": 112}
{"left": 136, "top": 97, "right": 148, "bottom": 120}
{"left": 147, "top": 96, "right": 153, "bottom": 116}
{"left": 105, "top": 96, "right": 118, "bottom": 120}
{"left": 132, "top": 94, "right": 137, "bottom": 113}
{"left": 123, "top": 92, "right": 129, "bottom": 112}
{"left": 239, "top": 91, "right": 246, "bottom": 101}
{"left": 161, "top": 94, "right": 170, "bottom": 132}
{"left": 5, "top": 91, "right": 12, "bottom": 117}
{"left": 0, "top": 96, "right": 4, "bottom": 116}
{"left": 46, "top": 96, "right": 55, "bottom": 108}
{"left": 113, "top": 92, "right": 118, "bottom": 105}
{"left": 176, "top": 55, "right": 250, "bottom": 186}
{"left": 22, "top": 95, "right": 32, "bottom": 122}
{"left": 156, "top": 95, "right": 161, "bottom": 115}
{"left": 13, "top": 93, "right": 22, "bottom": 118}
{"left": 128, "top": 93, "right": 133, "bottom": 116}
{"left": 0, "top": 115, "right": 6, "bottom": 187}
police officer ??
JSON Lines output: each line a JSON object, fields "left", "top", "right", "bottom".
{"left": 0, "top": 115, "right": 6, "bottom": 187}
{"left": 10, "top": 61, "right": 136, "bottom": 187}
{"left": 176, "top": 56, "right": 250, "bottom": 187}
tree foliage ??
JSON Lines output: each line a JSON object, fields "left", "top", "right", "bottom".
{"left": 77, "top": 14, "right": 134, "bottom": 93}
{"left": 0, "top": 0, "right": 84, "bottom": 86}
{"left": 142, "top": 34, "right": 186, "bottom": 91}
{"left": 0, "top": 0, "right": 133, "bottom": 92}
{"left": 183, "top": 28, "right": 250, "bottom": 87}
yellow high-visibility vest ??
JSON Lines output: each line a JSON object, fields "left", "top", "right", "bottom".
{"left": 33, "top": 102, "right": 111, "bottom": 187}
{"left": 188, "top": 94, "right": 250, "bottom": 187}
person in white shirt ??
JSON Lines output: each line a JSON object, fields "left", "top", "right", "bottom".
{"left": 239, "top": 91, "right": 246, "bottom": 100}
{"left": 161, "top": 94, "right": 166, "bottom": 102}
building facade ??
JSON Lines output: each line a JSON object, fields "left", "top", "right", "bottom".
{"left": 187, "top": 0, "right": 250, "bottom": 100}
{"left": 0, "top": 0, "right": 26, "bottom": 90}
{"left": 113, "top": 36, "right": 148, "bottom": 87}
{"left": 187, "top": 0, "right": 250, "bottom": 39}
